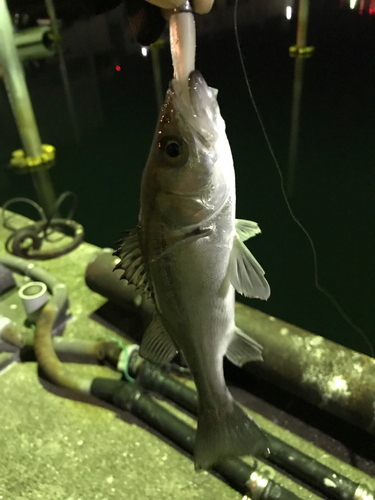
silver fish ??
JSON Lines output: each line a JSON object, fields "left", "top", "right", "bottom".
{"left": 114, "top": 70, "right": 270, "bottom": 470}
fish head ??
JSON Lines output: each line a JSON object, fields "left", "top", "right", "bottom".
{"left": 142, "top": 70, "right": 234, "bottom": 229}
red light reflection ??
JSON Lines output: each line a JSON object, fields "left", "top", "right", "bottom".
{"left": 115, "top": 65, "right": 121, "bottom": 72}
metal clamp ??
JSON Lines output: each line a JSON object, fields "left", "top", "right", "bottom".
{"left": 355, "top": 484, "right": 375, "bottom": 500}
{"left": 174, "top": 0, "right": 193, "bottom": 13}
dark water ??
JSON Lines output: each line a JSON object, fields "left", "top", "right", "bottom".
{"left": 0, "top": 5, "right": 374, "bottom": 355}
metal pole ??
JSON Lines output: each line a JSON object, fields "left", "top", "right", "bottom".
{"left": 83, "top": 21, "right": 104, "bottom": 123}
{"left": 0, "top": 0, "right": 57, "bottom": 217}
{"left": 30, "top": 172, "right": 58, "bottom": 218}
{"left": 286, "top": 0, "right": 310, "bottom": 198}
{"left": 44, "top": 0, "right": 81, "bottom": 144}
{"left": 85, "top": 250, "right": 375, "bottom": 435}
{"left": 150, "top": 41, "right": 164, "bottom": 111}
{"left": 286, "top": 56, "right": 305, "bottom": 198}
{"left": 296, "top": 0, "right": 309, "bottom": 49}
{"left": 0, "top": 0, "right": 43, "bottom": 158}
{"left": 235, "top": 302, "right": 375, "bottom": 434}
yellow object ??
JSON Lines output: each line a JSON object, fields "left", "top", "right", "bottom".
{"left": 150, "top": 38, "right": 165, "bottom": 50}
{"left": 10, "top": 144, "right": 56, "bottom": 170}
{"left": 289, "top": 45, "right": 315, "bottom": 58}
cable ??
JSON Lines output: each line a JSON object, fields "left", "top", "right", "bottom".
{"left": 4, "top": 322, "right": 370, "bottom": 500}
{"left": 90, "top": 377, "right": 302, "bottom": 500}
{"left": 1, "top": 197, "right": 47, "bottom": 230}
{"left": 126, "top": 352, "right": 373, "bottom": 500}
{"left": 25, "top": 305, "right": 301, "bottom": 499}
{"left": 1, "top": 191, "right": 84, "bottom": 260}
{"left": 233, "top": 0, "right": 374, "bottom": 358}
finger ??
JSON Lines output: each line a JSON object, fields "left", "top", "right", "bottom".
{"left": 192, "top": 0, "right": 214, "bottom": 14}
{"left": 147, "top": 0, "right": 186, "bottom": 9}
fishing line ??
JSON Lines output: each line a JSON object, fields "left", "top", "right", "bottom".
{"left": 233, "top": 0, "right": 374, "bottom": 357}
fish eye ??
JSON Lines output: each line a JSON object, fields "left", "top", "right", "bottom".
{"left": 159, "top": 135, "right": 188, "bottom": 167}
{"left": 165, "top": 141, "right": 180, "bottom": 158}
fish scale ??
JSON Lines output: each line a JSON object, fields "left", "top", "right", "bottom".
{"left": 115, "top": 71, "right": 270, "bottom": 470}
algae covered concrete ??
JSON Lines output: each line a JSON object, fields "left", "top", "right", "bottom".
{"left": 0, "top": 214, "right": 241, "bottom": 500}
{"left": 0, "top": 363, "right": 239, "bottom": 500}
{"left": 0, "top": 214, "right": 374, "bottom": 499}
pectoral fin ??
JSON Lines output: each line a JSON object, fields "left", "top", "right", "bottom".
{"left": 235, "top": 219, "right": 261, "bottom": 242}
{"left": 139, "top": 313, "right": 178, "bottom": 365}
{"left": 113, "top": 227, "right": 151, "bottom": 298}
{"left": 226, "top": 327, "right": 263, "bottom": 366}
{"left": 229, "top": 220, "right": 270, "bottom": 300}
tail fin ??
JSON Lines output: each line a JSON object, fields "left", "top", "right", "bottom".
{"left": 194, "top": 396, "right": 269, "bottom": 471}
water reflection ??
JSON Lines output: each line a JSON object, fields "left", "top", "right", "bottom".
{"left": 0, "top": 0, "right": 374, "bottom": 354}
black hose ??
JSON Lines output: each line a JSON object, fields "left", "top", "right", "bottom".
{"left": 90, "top": 377, "right": 302, "bottom": 500}
{"left": 136, "top": 360, "right": 198, "bottom": 414}
{"left": 126, "top": 352, "right": 368, "bottom": 500}
{"left": 266, "top": 437, "right": 358, "bottom": 500}
{"left": 7, "top": 320, "right": 366, "bottom": 500}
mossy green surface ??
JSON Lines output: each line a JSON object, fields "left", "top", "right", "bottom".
{"left": 0, "top": 214, "right": 241, "bottom": 500}
{"left": 0, "top": 214, "right": 373, "bottom": 499}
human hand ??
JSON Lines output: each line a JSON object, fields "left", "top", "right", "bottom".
{"left": 146, "top": 0, "right": 214, "bottom": 15}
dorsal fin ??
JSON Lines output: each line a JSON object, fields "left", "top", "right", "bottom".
{"left": 113, "top": 227, "right": 151, "bottom": 298}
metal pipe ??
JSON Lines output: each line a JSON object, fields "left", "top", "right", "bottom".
{"left": 150, "top": 41, "right": 164, "bottom": 111}
{"left": 235, "top": 303, "right": 375, "bottom": 435}
{"left": 85, "top": 248, "right": 154, "bottom": 325}
{"left": 90, "top": 378, "right": 302, "bottom": 500}
{"left": 85, "top": 249, "right": 375, "bottom": 435}
{"left": 13, "top": 26, "right": 52, "bottom": 48}
{"left": 286, "top": 0, "right": 310, "bottom": 198}
{"left": 286, "top": 55, "right": 305, "bottom": 198}
{"left": 14, "top": 26, "right": 56, "bottom": 61}
{"left": 0, "top": 0, "right": 58, "bottom": 217}
{"left": 0, "top": 0, "right": 43, "bottom": 158}
{"left": 33, "top": 304, "right": 93, "bottom": 393}
{"left": 296, "top": 0, "right": 310, "bottom": 50}
{"left": 30, "top": 171, "right": 58, "bottom": 220}
{"left": 44, "top": 0, "right": 80, "bottom": 144}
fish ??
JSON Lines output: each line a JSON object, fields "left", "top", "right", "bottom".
{"left": 114, "top": 70, "right": 270, "bottom": 470}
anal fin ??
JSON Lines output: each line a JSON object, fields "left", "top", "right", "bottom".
{"left": 139, "top": 313, "right": 178, "bottom": 365}
{"left": 226, "top": 327, "right": 263, "bottom": 366}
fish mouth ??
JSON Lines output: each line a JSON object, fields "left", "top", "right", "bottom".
{"left": 188, "top": 70, "right": 218, "bottom": 119}
{"left": 170, "top": 71, "right": 219, "bottom": 147}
